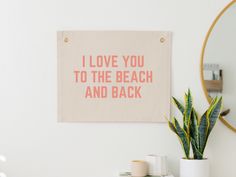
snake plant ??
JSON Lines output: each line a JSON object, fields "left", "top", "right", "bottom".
{"left": 167, "top": 89, "right": 222, "bottom": 159}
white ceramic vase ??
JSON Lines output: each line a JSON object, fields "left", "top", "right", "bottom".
{"left": 180, "top": 158, "right": 209, "bottom": 177}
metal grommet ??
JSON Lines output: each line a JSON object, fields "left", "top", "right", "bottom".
{"left": 64, "top": 37, "right": 69, "bottom": 43}
{"left": 160, "top": 37, "right": 165, "bottom": 43}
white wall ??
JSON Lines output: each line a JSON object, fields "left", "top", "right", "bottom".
{"left": 2, "top": 0, "right": 235, "bottom": 177}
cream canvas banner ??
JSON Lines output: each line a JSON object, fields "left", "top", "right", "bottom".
{"left": 57, "top": 31, "right": 171, "bottom": 122}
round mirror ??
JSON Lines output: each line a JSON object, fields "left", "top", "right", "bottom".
{"left": 201, "top": 0, "right": 236, "bottom": 132}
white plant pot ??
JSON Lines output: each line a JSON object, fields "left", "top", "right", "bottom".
{"left": 180, "top": 158, "right": 209, "bottom": 177}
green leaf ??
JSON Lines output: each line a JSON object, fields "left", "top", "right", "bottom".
{"left": 168, "top": 120, "right": 177, "bottom": 135}
{"left": 184, "top": 89, "right": 192, "bottom": 132}
{"left": 173, "top": 117, "right": 190, "bottom": 159}
{"left": 172, "top": 97, "right": 185, "bottom": 115}
{"left": 191, "top": 138, "right": 203, "bottom": 159}
{"left": 190, "top": 108, "right": 199, "bottom": 148}
{"left": 207, "top": 97, "right": 223, "bottom": 135}
{"left": 198, "top": 111, "right": 209, "bottom": 154}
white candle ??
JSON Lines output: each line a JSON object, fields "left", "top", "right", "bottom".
{"left": 131, "top": 160, "right": 148, "bottom": 177}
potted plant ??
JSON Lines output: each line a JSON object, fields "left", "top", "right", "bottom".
{"left": 167, "top": 89, "right": 222, "bottom": 177}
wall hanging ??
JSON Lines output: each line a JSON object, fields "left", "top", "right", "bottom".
{"left": 57, "top": 31, "right": 171, "bottom": 122}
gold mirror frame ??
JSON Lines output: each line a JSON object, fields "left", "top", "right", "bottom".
{"left": 200, "top": 0, "right": 236, "bottom": 132}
